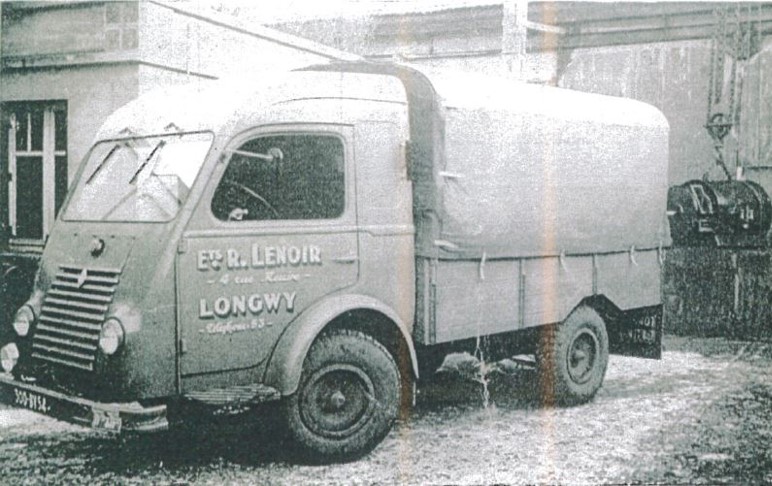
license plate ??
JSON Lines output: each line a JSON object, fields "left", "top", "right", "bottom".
{"left": 13, "top": 388, "right": 51, "bottom": 414}
{"left": 92, "top": 408, "right": 122, "bottom": 433}
{"left": 609, "top": 305, "right": 663, "bottom": 359}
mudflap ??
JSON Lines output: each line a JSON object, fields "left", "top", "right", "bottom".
{"left": 607, "top": 305, "right": 663, "bottom": 359}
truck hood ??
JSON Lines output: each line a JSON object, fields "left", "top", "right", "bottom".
{"left": 40, "top": 229, "right": 136, "bottom": 282}
{"left": 36, "top": 222, "right": 173, "bottom": 308}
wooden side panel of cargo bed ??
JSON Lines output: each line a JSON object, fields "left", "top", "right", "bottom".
{"left": 595, "top": 249, "right": 661, "bottom": 311}
{"left": 432, "top": 259, "right": 520, "bottom": 343}
{"left": 422, "top": 255, "right": 593, "bottom": 344}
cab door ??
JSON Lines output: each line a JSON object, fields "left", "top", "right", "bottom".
{"left": 176, "top": 126, "right": 359, "bottom": 378}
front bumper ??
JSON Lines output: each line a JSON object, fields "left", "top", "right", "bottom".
{"left": 0, "top": 373, "right": 167, "bottom": 433}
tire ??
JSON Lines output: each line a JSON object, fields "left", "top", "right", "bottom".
{"left": 536, "top": 306, "right": 609, "bottom": 407}
{"left": 283, "top": 329, "right": 400, "bottom": 463}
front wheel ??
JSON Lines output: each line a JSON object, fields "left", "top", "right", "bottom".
{"left": 536, "top": 306, "right": 609, "bottom": 406}
{"left": 283, "top": 329, "right": 400, "bottom": 463}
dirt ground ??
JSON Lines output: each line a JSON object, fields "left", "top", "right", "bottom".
{"left": 0, "top": 336, "right": 770, "bottom": 485}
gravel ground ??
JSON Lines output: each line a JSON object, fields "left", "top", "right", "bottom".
{"left": 0, "top": 336, "right": 770, "bottom": 485}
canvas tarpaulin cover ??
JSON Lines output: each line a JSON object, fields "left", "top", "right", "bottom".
{"left": 412, "top": 71, "right": 671, "bottom": 260}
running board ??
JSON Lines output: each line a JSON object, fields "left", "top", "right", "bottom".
{"left": 184, "top": 384, "right": 280, "bottom": 407}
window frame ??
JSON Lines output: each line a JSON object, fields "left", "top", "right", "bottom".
{"left": 206, "top": 125, "right": 354, "bottom": 228}
{"left": 60, "top": 131, "right": 215, "bottom": 224}
{"left": 1, "top": 100, "right": 68, "bottom": 246}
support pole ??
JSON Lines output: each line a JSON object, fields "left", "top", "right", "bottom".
{"left": 502, "top": 0, "right": 528, "bottom": 79}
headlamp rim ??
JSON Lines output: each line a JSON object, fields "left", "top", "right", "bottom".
{"left": 1, "top": 342, "right": 20, "bottom": 373}
{"left": 98, "top": 317, "right": 125, "bottom": 355}
{"left": 12, "top": 305, "right": 35, "bottom": 337}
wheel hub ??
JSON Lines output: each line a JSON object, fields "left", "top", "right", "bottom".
{"left": 299, "top": 363, "right": 376, "bottom": 439}
{"left": 567, "top": 329, "right": 599, "bottom": 384}
{"left": 327, "top": 390, "right": 347, "bottom": 411}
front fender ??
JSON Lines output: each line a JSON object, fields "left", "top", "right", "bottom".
{"left": 262, "top": 294, "right": 419, "bottom": 396}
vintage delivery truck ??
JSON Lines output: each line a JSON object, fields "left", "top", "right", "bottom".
{"left": 0, "top": 61, "right": 669, "bottom": 461}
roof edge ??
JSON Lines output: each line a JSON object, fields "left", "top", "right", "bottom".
{"left": 148, "top": 0, "right": 362, "bottom": 62}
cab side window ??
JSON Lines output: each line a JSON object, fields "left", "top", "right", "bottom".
{"left": 212, "top": 134, "right": 345, "bottom": 221}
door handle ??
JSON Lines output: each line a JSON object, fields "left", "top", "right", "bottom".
{"left": 332, "top": 255, "right": 358, "bottom": 264}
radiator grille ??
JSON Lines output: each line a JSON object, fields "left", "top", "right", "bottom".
{"left": 32, "top": 265, "right": 120, "bottom": 371}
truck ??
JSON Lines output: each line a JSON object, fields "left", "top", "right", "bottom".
{"left": 0, "top": 61, "right": 669, "bottom": 462}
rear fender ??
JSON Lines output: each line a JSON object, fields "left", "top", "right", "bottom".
{"left": 262, "top": 294, "right": 419, "bottom": 396}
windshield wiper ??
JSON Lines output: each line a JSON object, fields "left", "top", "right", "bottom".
{"left": 85, "top": 143, "right": 122, "bottom": 184}
{"left": 129, "top": 140, "right": 166, "bottom": 184}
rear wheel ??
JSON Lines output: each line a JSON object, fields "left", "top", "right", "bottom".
{"left": 536, "top": 306, "right": 609, "bottom": 406}
{"left": 283, "top": 329, "right": 400, "bottom": 462}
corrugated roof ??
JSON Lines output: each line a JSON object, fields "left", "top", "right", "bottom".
{"left": 208, "top": 1, "right": 505, "bottom": 23}
{"left": 152, "top": 1, "right": 362, "bottom": 61}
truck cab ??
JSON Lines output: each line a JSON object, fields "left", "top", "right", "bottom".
{"left": 1, "top": 68, "right": 417, "bottom": 456}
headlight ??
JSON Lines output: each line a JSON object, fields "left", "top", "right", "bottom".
{"left": 1, "top": 343, "right": 19, "bottom": 373}
{"left": 99, "top": 318, "right": 124, "bottom": 355}
{"left": 12, "top": 306, "right": 34, "bottom": 337}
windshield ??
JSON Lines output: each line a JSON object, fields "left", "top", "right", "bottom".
{"left": 64, "top": 132, "right": 213, "bottom": 222}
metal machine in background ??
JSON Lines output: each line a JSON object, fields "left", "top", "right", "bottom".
{"left": 664, "top": 5, "right": 772, "bottom": 341}
{"left": 666, "top": 4, "right": 771, "bottom": 251}
{"left": 667, "top": 178, "right": 772, "bottom": 248}
{"left": 664, "top": 176, "right": 772, "bottom": 341}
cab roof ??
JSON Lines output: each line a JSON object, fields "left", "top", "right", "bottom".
{"left": 93, "top": 69, "right": 409, "bottom": 142}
